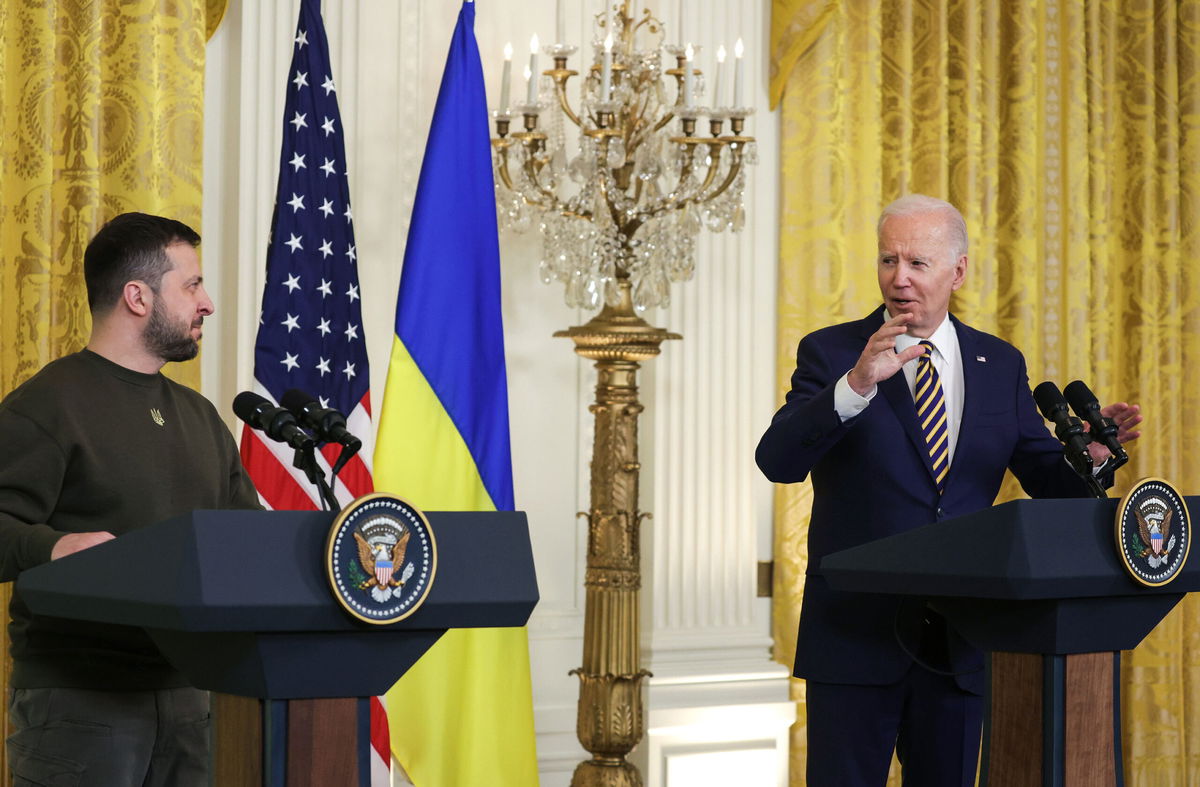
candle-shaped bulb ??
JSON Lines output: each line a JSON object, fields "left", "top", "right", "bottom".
{"left": 527, "top": 35, "right": 539, "bottom": 104}
{"left": 733, "top": 37, "right": 745, "bottom": 108}
{"left": 601, "top": 33, "right": 614, "bottom": 102}
{"left": 500, "top": 42, "right": 514, "bottom": 112}
{"left": 713, "top": 44, "right": 727, "bottom": 109}
{"left": 524, "top": 63, "right": 536, "bottom": 104}
{"left": 683, "top": 43, "right": 694, "bottom": 108}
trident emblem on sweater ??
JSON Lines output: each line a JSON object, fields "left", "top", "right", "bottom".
{"left": 150, "top": 408, "right": 164, "bottom": 426}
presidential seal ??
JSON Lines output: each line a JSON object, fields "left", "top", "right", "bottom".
{"left": 1116, "top": 478, "right": 1191, "bottom": 587}
{"left": 326, "top": 493, "right": 437, "bottom": 624}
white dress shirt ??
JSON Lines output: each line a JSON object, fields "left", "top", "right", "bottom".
{"left": 833, "top": 312, "right": 966, "bottom": 464}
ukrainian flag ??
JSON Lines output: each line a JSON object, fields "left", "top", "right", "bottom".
{"left": 373, "top": 2, "right": 539, "bottom": 784}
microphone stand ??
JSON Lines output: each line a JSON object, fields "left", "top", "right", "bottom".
{"left": 293, "top": 444, "right": 341, "bottom": 512}
{"left": 1078, "top": 467, "right": 1109, "bottom": 500}
{"left": 330, "top": 442, "right": 361, "bottom": 479}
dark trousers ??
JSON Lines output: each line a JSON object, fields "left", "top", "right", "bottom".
{"left": 6, "top": 687, "right": 210, "bottom": 787}
{"left": 805, "top": 613, "right": 983, "bottom": 787}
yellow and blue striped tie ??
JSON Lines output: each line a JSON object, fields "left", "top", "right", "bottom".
{"left": 915, "top": 340, "right": 949, "bottom": 493}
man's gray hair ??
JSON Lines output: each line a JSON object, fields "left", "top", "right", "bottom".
{"left": 877, "top": 194, "right": 969, "bottom": 260}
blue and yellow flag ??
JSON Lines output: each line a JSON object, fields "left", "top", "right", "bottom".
{"left": 374, "top": 2, "right": 539, "bottom": 784}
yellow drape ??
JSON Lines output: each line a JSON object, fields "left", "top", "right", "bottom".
{"left": 770, "top": 0, "right": 1199, "bottom": 783}
{"left": 0, "top": 1, "right": 220, "bottom": 782}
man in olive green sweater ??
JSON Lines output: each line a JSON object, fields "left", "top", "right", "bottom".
{"left": 0, "top": 213, "right": 261, "bottom": 786}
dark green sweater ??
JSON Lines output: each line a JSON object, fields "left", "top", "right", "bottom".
{"left": 0, "top": 349, "right": 261, "bottom": 689}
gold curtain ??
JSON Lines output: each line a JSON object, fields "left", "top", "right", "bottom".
{"left": 0, "top": 0, "right": 222, "bottom": 781}
{"left": 769, "top": 0, "right": 1199, "bottom": 783}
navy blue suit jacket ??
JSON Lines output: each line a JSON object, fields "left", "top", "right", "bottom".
{"left": 756, "top": 308, "right": 1094, "bottom": 693}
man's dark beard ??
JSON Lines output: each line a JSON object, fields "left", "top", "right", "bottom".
{"left": 144, "top": 299, "right": 200, "bottom": 363}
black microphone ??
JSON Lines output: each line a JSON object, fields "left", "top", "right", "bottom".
{"left": 233, "top": 391, "right": 315, "bottom": 451}
{"left": 1032, "top": 381, "right": 1095, "bottom": 479}
{"left": 280, "top": 389, "right": 362, "bottom": 451}
{"left": 1063, "top": 380, "right": 1127, "bottom": 466}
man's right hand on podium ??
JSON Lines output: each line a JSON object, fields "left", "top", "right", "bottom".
{"left": 51, "top": 531, "right": 116, "bottom": 561}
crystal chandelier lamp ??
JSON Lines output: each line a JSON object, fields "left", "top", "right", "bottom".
{"left": 491, "top": 4, "right": 754, "bottom": 785}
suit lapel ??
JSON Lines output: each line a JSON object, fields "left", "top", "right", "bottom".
{"left": 859, "top": 309, "right": 938, "bottom": 485}
{"left": 880, "top": 372, "right": 938, "bottom": 484}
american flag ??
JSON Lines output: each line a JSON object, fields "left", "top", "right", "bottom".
{"left": 239, "top": 0, "right": 387, "bottom": 782}
{"left": 241, "top": 0, "right": 374, "bottom": 510}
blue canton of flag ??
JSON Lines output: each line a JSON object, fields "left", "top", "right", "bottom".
{"left": 241, "top": 0, "right": 374, "bottom": 514}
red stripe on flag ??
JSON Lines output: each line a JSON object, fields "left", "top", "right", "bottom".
{"left": 370, "top": 696, "right": 390, "bottom": 763}
{"left": 240, "top": 427, "right": 319, "bottom": 511}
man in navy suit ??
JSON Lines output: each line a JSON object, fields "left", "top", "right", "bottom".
{"left": 756, "top": 195, "right": 1142, "bottom": 786}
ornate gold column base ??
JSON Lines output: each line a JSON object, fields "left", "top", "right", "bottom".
{"left": 571, "top": 759, "right": 643, "bottom": 787}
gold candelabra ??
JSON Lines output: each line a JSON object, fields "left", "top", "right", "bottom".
{"left": 491, "top": 3, "right": 753, "bottom": 784}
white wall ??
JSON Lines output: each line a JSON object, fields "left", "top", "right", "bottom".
{"left": 202, "top": 1, "right": 788, "bottom": 783}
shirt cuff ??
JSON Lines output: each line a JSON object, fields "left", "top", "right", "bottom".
{"left": 834, "top": 373, "right": 876, "bottom": 422}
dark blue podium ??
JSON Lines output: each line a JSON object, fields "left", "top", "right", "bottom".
{"left": 17, "top": 509, "right": 539, "bottom": 787}
{"left": 820, "top": 497, "right": 1200, "bottom": 787}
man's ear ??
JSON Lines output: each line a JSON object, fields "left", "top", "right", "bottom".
{"left": 122, "top": 281, "right": 153, "bottom": 318}
{"left": 950, "top": 254, "right": 968, "bottom": 291}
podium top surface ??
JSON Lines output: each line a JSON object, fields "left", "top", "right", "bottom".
{"left": 17, "top": 509, "right": 538, "bottom": 632}
{"left": 820, "top": 497, "right": 1200, "bottom": 599}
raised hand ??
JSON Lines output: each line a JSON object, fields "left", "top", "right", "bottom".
{"left": 1086, "top": 402, "right": 1143, "bottom": 464}
{"left": 846, "top": 313, "right": 926, "bottom": 396}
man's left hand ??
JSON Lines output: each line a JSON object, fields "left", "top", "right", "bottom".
{"left": 1086, "top": 402, "right": 1143, "bottom": 464}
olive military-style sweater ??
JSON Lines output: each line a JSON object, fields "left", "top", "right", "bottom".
{"left": 0, "top": 349, "right": 261, "bottom": 689}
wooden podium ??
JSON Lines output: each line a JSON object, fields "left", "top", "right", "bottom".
{"left": 821, "top": 497, "right": 1199, "bottom": 787}
{"left": 17, "top": 509, "right": 539, "bottom": 786}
